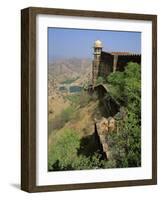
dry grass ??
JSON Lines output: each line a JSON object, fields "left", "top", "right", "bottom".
{"left": 48, "top": 100, "right": 99, "bottom": 151}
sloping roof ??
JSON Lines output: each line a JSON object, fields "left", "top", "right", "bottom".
{"left": 110, "top": 52, "right": 141, "bottom": 56}
{"left": 111, "top": 52, "right": 131, "bottom": 55}
{"left": 101, "top": 51, "right": 141, "bottom": 57}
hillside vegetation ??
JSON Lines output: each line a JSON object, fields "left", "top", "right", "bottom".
{"left": 48, "top": 62, "right": 141, "bottom": 171}
{"left": 107, "top": 62, "right": 141, "bottom": 167}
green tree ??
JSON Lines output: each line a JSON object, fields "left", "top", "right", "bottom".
{"left": 48, "top": 128, "right": 80, "bottom": 171}
{"left": 108, "top": 109, "right": 141, "bottom": 168}
{"left": 107, "top": 62, "right": 141, "bottom": 167}
{"left": 48, "top": 128, "right": 112, "bottom": 171}
{"left": 107, "top": 62, "right": 141, "bottom": 107}
{"left": 50, "top": 106, "right": 75, "bottom": 130}
{"left": 96, "top": 76, "right": 105, "bottom": 85}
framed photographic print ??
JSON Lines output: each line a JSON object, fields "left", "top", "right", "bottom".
{"left": 21, "top": 7, "right": 157, "bottom": 192}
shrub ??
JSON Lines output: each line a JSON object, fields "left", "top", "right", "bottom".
{"left": 96, "top": 76, "right": 105, "bottom": 84}
{"left": 66, "top": 91, "right": 94, "bottom": 108}
{"left": 48, "top": 129, "right": 111, "bottom": 171}
{"left": 106, "top": 62, "right": 141, "bottom": 168}
{"left": 60, "top": 106, "right": 75, "bottom": 123}
{"left": 48, "top": 128, "right": 80, "bottom": 171}
{"left": 108, "top": 109, "right": 141, "bottom": 168}
{"left": 49, "top": 106, "right": 75, "bottom": 131}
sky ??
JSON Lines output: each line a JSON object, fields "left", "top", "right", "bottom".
{"left": 48, "top": 27, "right": 141, "bottom": 62}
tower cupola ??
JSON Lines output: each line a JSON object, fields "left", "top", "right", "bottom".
{"left": 94, "top": 40, "right": 103, "bottom": 48}
{"left": 93, "top": 40, "right": 103, "bottom": 56}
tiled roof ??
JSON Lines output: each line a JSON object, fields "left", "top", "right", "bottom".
{"left": 110, "top": 52, "right": 141, "bottom": 56}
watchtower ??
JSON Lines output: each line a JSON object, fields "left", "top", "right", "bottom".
{"left": 92, "top": 40, "right": 103, "bottom": 85}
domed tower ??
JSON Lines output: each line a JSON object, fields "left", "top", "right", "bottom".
{"left": 92, "top": 40, "right": 103, "bottom": 85}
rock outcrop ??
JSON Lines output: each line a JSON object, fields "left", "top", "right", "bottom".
{"left": 95, "top": 117, "right": 115, "bottom": 159}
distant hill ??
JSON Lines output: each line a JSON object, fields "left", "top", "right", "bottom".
{"left": 48, "top": 58, "right": 92, "bottom": 94}
{"left": 48, "top": 58, "right": 92, "bottom": 120}
{"left": 49, "top": 58, "right": 92, "bottom": 83}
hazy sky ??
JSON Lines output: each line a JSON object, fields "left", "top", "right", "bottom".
{"left": 48, "top": 27, "right": 141, "bottom": 62}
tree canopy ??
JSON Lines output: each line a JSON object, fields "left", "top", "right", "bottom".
{"left": 107, "top": 62, "right": 141, "bottom": 167}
